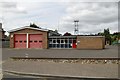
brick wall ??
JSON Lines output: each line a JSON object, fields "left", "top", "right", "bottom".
{"left": 10, "top": 28, "right": 48, "bottom": 49}
{"left": 77, "top": 36, "right": 105, "bottom": 49}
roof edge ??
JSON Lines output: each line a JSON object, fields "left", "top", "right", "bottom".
{"left": 77, "top": 36, "right": 105, "bottom": 37}
{"left": 8, "top": 26, "right": 48, "bottom": 33}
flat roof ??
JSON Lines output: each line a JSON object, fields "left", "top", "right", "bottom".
{"left": 77, "top": 36, "right": 105, "bottom": 38}
{"left": 49, "top": 36, "right": 77, "bottom": 38}
{"left": 49, "top": 35, "right": 104, "bottom": 38}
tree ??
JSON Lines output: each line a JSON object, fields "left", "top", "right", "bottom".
{"left": 54, "top": 29, "right": 58, "bottom": 33}
{"left": 113, "top": 32, "right": 120, "bottom": 39}
{"left": 97, "top": 29, "right": 120, "bottom": 45}
{"left": 97, "top": 32, "right": 104, "bottom": 36}
{"left": 63, "top": 32, "right": 72, "bottom": 36}
{"left": 30, "top": 23, "right": 40, "bottom": 28}
{"left": 104, "top": 28, "right": 112, "bottom": 45}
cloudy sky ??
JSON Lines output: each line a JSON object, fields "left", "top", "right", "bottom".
{"left": 0, "top": 0, "right": 119, "bottom": 35}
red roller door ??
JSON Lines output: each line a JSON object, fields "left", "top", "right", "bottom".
{"left": 29, "top": 34, "right": 43, "bottom": 48}
{"left": 14, "top": 34, "right": 27, "bottom": 48}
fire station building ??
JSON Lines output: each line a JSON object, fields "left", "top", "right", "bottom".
{"left": 9, "top": 26, "right": 105, "bottom": 49}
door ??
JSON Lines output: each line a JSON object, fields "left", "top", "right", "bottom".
{"left": 72, "top": 40, "right": 76, "bottom": 48}
{"left": 14, "top": 34, "right": 27, "bottom": 48}
{"left": 29, "top": 34, "right": 42, "bottom": 48}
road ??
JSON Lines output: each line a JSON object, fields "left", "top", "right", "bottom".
{"left": 2, "top": 72, "right": 118, "bottom": 80}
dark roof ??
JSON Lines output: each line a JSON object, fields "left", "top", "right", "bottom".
{"left": 8, "top": 26, "right": 48, "bottom": 32}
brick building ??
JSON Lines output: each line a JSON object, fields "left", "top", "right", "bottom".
{"left": 77, "top": 36, "right": 105, "bottom": 49}
{"left": 9, "top": 26, "right": 105, "bottom": 49}
{"left": 9, "top": 26, "right": 48, "bottom": 49}
{"left": 0, "top": 23, "right": 5, "bottom": 40}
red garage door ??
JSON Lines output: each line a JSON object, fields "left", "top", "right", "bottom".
{"left": 29, "top": 34, "right": 42, "bottom": 48}
{"left": 14, "top": 34, "right": 27, "bottom": 48}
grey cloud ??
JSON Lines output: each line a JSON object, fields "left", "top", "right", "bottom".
{"left": 0, "top": 2, "right": 17, "bottom": 8}
{"left": 3, "top": 8, "right": 27, "bottom": 14}
{"left": 60, "top": 2, "right": 118, "bottom": 34}
{"left": 0, "top": 2, "right": 27, "bottom": 14}
{"left": 1, "top": 2, "right": 118, "bottom": 35}
{"left": 79, "top": 13, "right": 117, "bottom": 24}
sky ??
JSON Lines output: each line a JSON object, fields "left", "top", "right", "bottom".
{"left": 0, "top": 0, "right": 119, "bottom": 35}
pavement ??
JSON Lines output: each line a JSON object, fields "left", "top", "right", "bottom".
{"left": 2, "top": 60, "right": 119, "bottom": 79}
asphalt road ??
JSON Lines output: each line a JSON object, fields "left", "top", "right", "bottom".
{"left": 2, "top": 45, "right": 119, "bottom": 61}
{"left": 2, "top": 72, "right": 119, "bottom": 80}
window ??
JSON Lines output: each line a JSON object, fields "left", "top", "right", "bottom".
{"left": 61, "top": 44, "right": 64, "bottom": 48}
{"left": 24, "top": 41, "right": 27, "bottom": 43}
{"left": 15, "top": 41, "right": 18, "bottom": 43}
{"left": 57, "top": 39, "right": 60, "bottom": 43}
{"left": 53, "top": 44, "right": 56, "bottom": 48}
{"left": 65, "top": 39, "right": 68, "bottom": 43}
{"left": 69, "top": 44, "right": 72, "bottom": 48}
{"left": 61, "top": 40, "right": 64, "bottom": 43}
{"left": 49, "top": 39, "right": 52, "bottom": 44}
{"left": 34, "top": 40, "right": 37, "bottom": 43}
{"left": 57, "top": 44, "right": 60, "bottom": 48}
{"left": 19, "top": 41, "right": 22, "bottom": 43}
{"left": 29, "top": 41, "right": 32, "bottom": 43}
{"left": 49, "top": 44, "right": 52, "bottom": 48}
{"left": 39, "top": 41, "right": 42, "bottom": 42}
{"left": 53, "top": 40, "right": 56, "bottom": 43}
{"left": 69, "top": 39, "right": 72, "bottom": 43}
{"left": 65, "top": 44, "right": 68, "bottom": 48}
